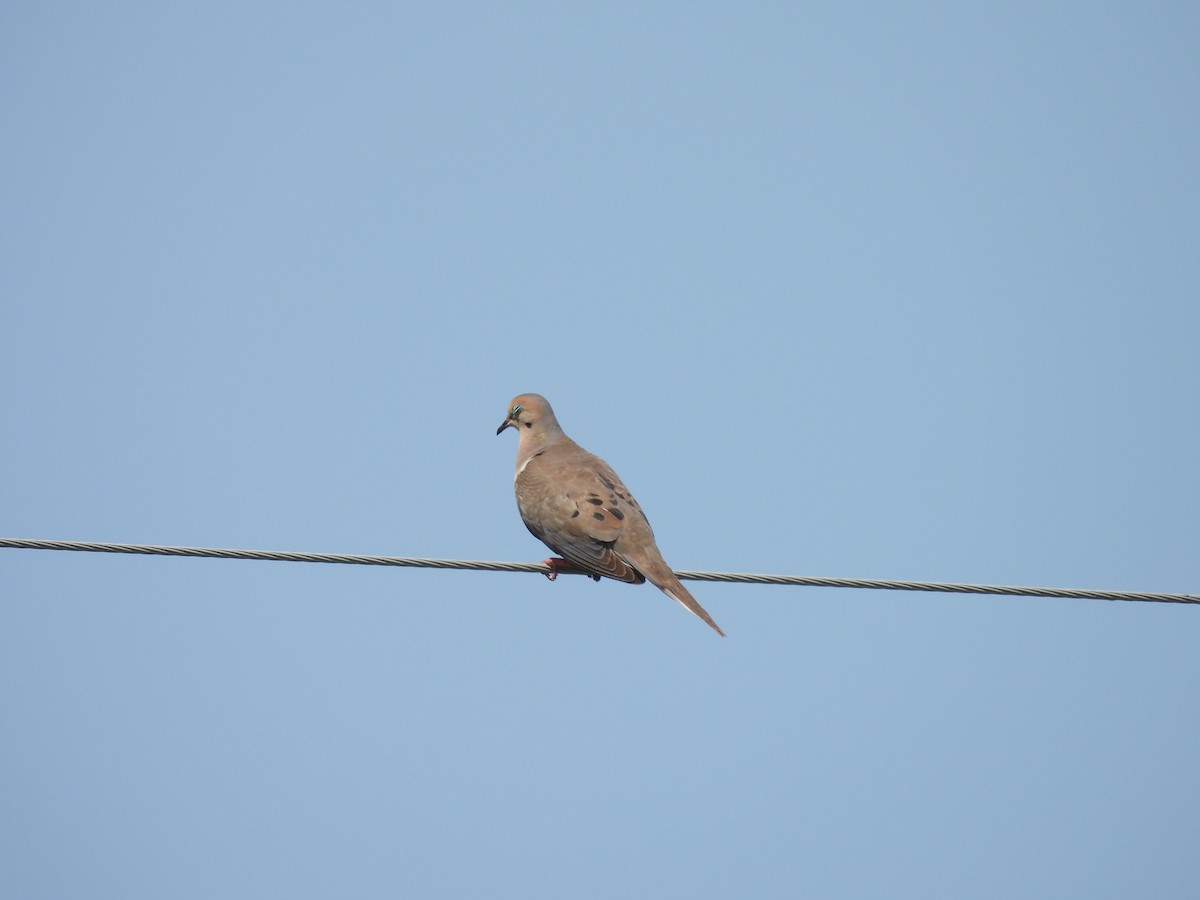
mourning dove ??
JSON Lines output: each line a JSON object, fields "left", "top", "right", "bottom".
{"left": 497, "top": 393, "right": 725, "bottom": 637}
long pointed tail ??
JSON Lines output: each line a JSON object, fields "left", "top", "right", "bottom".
{"left": 657, "top": 576, "right": 726, "bottom": 637}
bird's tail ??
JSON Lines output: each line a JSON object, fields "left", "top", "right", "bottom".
{"left": 656, "top": 575, "right": 726, "bottom": 637}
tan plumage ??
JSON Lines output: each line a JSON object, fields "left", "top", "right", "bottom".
{"left": 497, "top": 393, "right": 725, "bottom": 637}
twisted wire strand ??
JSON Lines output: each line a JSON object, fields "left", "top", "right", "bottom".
{"left": 2, "top": 537, "right": 1196, "bottom": 605}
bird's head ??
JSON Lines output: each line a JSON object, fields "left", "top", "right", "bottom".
{"left": 496, "top": 393, "right": 557, "bottom": 436}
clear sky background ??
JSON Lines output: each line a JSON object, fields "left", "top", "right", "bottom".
{"left": 2, "top": 3, "right": 1197, "bottom": 898}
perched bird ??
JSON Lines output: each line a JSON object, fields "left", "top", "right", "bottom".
{"left": 497, "top": 393, "right": 725, "bottom": 636}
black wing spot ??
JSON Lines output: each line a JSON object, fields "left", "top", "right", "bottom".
{"left": 592, "top": 512, "right": 605, "bottom": 520}
{"left": 606, "top": 507, "right": 625, "bottom": 520}
{"left": 570, "top": 510, "right": 579, "bottom": 518}
{"left": 598, "top": 474, "right": 616, "bottom": 490}
{"left": 587, "top": 497, "right": 603, "bottom": 505}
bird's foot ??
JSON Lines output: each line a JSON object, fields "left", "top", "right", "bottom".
{"left": 541, "top": 558, "right": 601, "bottom": 582}
{"left": 542, "top": 557, "right": 570, "bottom": 581}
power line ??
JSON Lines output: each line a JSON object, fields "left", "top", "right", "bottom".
{"left": 2, "top": 537, "right": 1196, "bottom": 605}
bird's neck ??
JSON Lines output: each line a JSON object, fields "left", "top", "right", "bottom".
{"left": 515, "top": 429, "right": 567, "bottom": 474}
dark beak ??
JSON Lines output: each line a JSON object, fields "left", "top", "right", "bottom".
{"left": 496, "top": 417, "right": 513, "bottom": 435}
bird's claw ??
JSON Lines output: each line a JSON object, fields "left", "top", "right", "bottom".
{"left": 541, "top": 557, "right": 600, "bottom": 582}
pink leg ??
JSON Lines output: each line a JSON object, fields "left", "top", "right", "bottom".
{"left": 541, "top": 558, "right": 601, "bottom": 582}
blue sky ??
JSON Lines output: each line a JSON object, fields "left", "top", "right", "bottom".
{"left": 2, "top": 2, "right": 1198, "bottom": 897}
